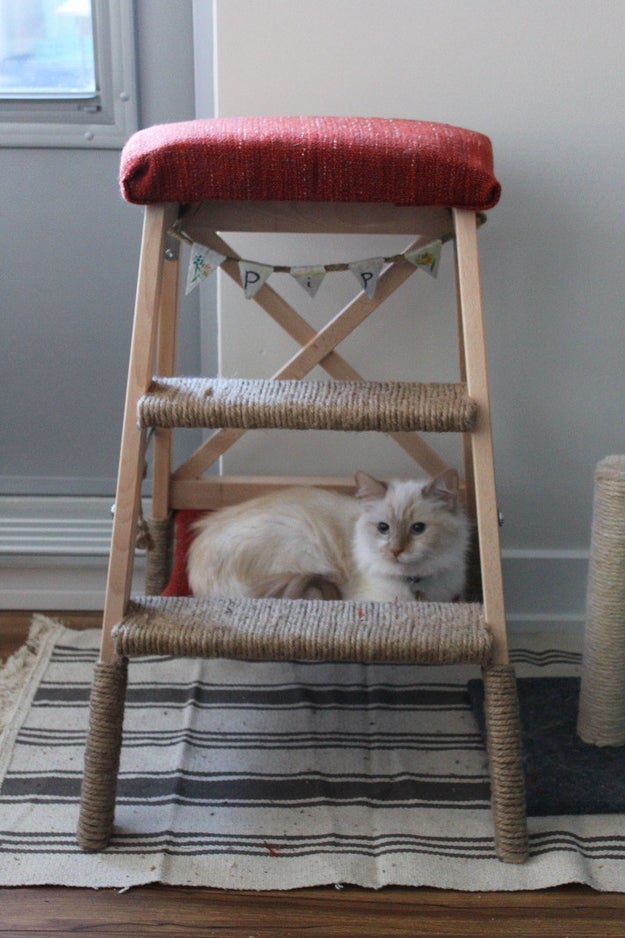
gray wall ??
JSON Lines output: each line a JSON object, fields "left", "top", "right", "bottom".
{"left": 1, "top": 0, "right": 203, "bottom": 496}
{"left": 210, "top": 0, "right": 625, "bottom": 556}
{"left": 204, "top": 0, "right": 625, "bottom": 628}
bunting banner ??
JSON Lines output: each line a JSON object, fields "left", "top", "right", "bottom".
{"left": 405, "top": 239, "right": 442, "bottom": 277}
{"left": 183, "top": 236, "right": 443, "bottom": 299}
{"left": 238, "top": 261, "right": 273, "bottom": 298}
{"left": 185, "top": 244, "right": 227, "bottom": 295}
{"left": 348, "top": 257, "right": 385, "bottom": 299}
{"left": 290, "top": 265, "right": 326, "bottom": 298}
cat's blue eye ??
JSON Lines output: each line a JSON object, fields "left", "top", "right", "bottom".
{"left": 377, "top": 522, "right": 390, "bottom": 534}
{"left": 410, "top": 522, "right": 426, "bottom": 535}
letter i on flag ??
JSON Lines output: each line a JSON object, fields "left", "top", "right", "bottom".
{"left": 349, "top": 257, "right": 385, "bottom": 298}
{"left": 186, "top": 244, "right": 226, "bottom": 294}
{"left": 405, "top": 239, "right": 442, "bottom": 277}
{"left": 290, "top": 265, "right": 326, "bottom": 298}
{"left": 239, "top": 261, "right": 273, "bottom": 298}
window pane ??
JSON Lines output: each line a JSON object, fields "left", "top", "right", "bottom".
{"left": 0, "top": 0, "right": 96, "bottom": 97}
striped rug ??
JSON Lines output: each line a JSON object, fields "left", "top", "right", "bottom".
{"left": 1, "top": 616, "right": 624, "bottom": 891}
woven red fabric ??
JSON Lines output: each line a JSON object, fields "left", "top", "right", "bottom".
{"left": 120, "top": 116, "right": 501, "bottom": 210}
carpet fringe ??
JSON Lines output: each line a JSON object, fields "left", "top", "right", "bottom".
{"left": 0, "top": 615, "right": 64, "bottom": 742}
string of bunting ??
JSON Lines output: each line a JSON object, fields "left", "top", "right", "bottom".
{"left": 171, "top": 228, "right": 443, "bottom": 301}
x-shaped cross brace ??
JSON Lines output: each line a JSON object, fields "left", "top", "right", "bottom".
{"left": 170, "top": 228, "right": 454, "bottom": 484}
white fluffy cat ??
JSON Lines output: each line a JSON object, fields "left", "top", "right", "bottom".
{"left": 187, "top": 469, "right": 469, "bottom": 603}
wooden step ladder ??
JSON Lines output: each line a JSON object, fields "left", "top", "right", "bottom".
{"left": 77, "top": 116, "right": 528, "bottom": 863}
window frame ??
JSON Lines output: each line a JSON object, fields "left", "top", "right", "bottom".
{"left": 0, "top": 0, "right": 138, "bottom": 149}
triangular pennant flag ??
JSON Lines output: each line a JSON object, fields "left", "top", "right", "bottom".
{"left": 289, "top": 265, "right": 326, "bottom": 298}
{"left": 405, "top": 239, "right": 442, "bottom": 278}
{"left": 238, "top": 260, "right": 273, "bottom": 298}
{"left": 185, "top": 243, "right": 226, "bottom": 294}
{"left": 349, "top": 257, "right": 385, "bottom": 298}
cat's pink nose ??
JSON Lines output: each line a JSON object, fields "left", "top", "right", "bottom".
{"left": 390, "top": 545, "right": 403, "bottom": 558}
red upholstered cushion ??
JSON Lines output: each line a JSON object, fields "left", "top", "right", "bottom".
{"left": 120, "top": 116, "right": 501, "bottom": 210}
{"left": 161, "top": 509, "right": 205, "bottom": 597}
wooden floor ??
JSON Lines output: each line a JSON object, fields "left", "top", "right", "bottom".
{"left": 2, "top": 610, "right": 625, "bottom": 938}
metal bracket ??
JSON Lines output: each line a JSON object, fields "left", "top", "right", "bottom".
{"left": 164, "top": 233, "right": 180, "bottom": 261}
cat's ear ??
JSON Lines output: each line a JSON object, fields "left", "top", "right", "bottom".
{"left": 422, "top": 468, "right": 460, "bottom": 510}
{"left": 354, "top": 471, "right": 388, "bottom": 501}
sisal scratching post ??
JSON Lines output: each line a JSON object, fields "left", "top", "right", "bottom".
{"left": 577, "top": 456, "right": 625, "bottom": 746}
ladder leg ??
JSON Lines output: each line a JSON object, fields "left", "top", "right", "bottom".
{"left": 454, "top": 232, "right": 481, "bottom": 601}
{"left": 99, "top": 204, "right": 177, "bottom": 664}
{"left": 151, "top": 233, "right": 180, "bottom": 521}
{"left": 453, "top": 208, "right": 527, "bottom": 861}
{"left": 483, "top": 665, "right": 529, "bottom": 863}
{"left": 145, "top": 233, "right": 181, "bottom": 594}
{"left": 77, "top": 658, "right": 128, "bottom": 850}
{"left": 453, "top": 208, "right": 508, "bottom": 663}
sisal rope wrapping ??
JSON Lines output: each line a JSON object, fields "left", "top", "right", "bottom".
{"left": 113, "top": 596, "right": 492, "bottom": 666}
{"left": 77, "top": 659, "right": 128, "bottom": 851}
{"left": 138, "top": 378, "right": 477, "bottom": 433}
{"left": 577, "top": 456, "right": 625, "bottom": 746}
{"left": 482, "top": 664, "right": 529, "bottom": 863}
{"left": 144, "top": 515, "right": 174, "bottom": 596}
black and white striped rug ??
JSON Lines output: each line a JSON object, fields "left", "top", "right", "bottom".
{"left": 1, "top": 616, "right": 624, "bottom": 891}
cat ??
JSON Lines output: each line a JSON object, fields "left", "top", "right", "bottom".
{"left": 187, "top": 469, "right": 469, "bottom": 603}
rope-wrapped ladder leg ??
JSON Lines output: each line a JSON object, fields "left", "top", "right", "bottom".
{"left": 77, "top": 658, "right": 129, "bottom": 851}
{"left": 143, "top": 515, "right": 174, "bottom": 595}
{"left": 482, "top": 664, "right": 528, "bottom": 863}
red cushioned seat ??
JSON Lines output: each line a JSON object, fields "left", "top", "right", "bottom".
{"left": 120, "top": 116, "right": 500, "bottom": 211}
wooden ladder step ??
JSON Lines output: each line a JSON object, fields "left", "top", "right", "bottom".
{"left": 113, "top": 596, "right": 491, "bottom": 665}
{"left": 138, "top": 377, "right": 477, "bottom": 433}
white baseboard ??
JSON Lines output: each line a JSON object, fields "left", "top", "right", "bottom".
{"left": 1, "top": 497, "right": 589, "bottom": 624}
{"left": 0, "top": 555, "right": 146, "bottom": 611}
{"left": 501, "top": 550, "right": 588, "bottom": 631}
{"left": 0, "top": 497, "right": 145, "bottom": 610}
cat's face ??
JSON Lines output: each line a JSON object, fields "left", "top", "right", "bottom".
{"left": 354, "top": 471, "right": 466, "bottom": 575}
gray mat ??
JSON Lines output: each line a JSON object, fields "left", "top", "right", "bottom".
{"left": 468, "top": 676, "right": 625, "bottom": 816}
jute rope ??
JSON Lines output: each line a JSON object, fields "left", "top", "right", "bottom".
{"left": 77, "top": 659, "right": 128, "bottom": 851}
{"left": 138, "top": 377, "right": 477, "bottom": 434}
{"left": 577, "top": 456, "right": 625, "bottom": 746}
{"left": 482, "top": 664, "right": 529, "bottom": 863}
{"left": 144, "top": 515, "right": 174, "bottom": 596}
{"left": 77, "top": 611, "right": 531, "bottom": 858}
{"left": 113, "top": 596, "right": 492, "bottom": 666}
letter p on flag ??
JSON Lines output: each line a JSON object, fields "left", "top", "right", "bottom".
{"left": 349, "top": 257, "right": 385, "bottom": 298}
{"left": 239, "top": 261, "right": 273, "bottom": 298}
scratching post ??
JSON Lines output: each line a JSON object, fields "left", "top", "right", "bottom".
{"left": 577, "top": 456, "right": 625, "bottom": 746}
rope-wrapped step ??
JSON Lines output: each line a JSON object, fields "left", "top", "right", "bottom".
{"left": 138, "top": 377, "right": 477, "bottom": 433}
{"left": 113, "top": 596, "right": 491, "bottom": 666}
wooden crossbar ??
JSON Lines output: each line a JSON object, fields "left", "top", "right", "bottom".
{"left": 172, "top": 231, "right": 452, "bottom": 482}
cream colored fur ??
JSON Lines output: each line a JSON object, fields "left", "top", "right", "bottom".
{"left": 187, "top": 470, "right": 469, "bottom": 603}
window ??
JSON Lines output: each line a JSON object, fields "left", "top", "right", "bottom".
{"left": 0, "top": 0, "right": 137, "bottom": 147}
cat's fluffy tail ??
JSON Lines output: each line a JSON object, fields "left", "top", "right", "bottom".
{"left": 255, "top": 573, "right": 342, "bottom": 600}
